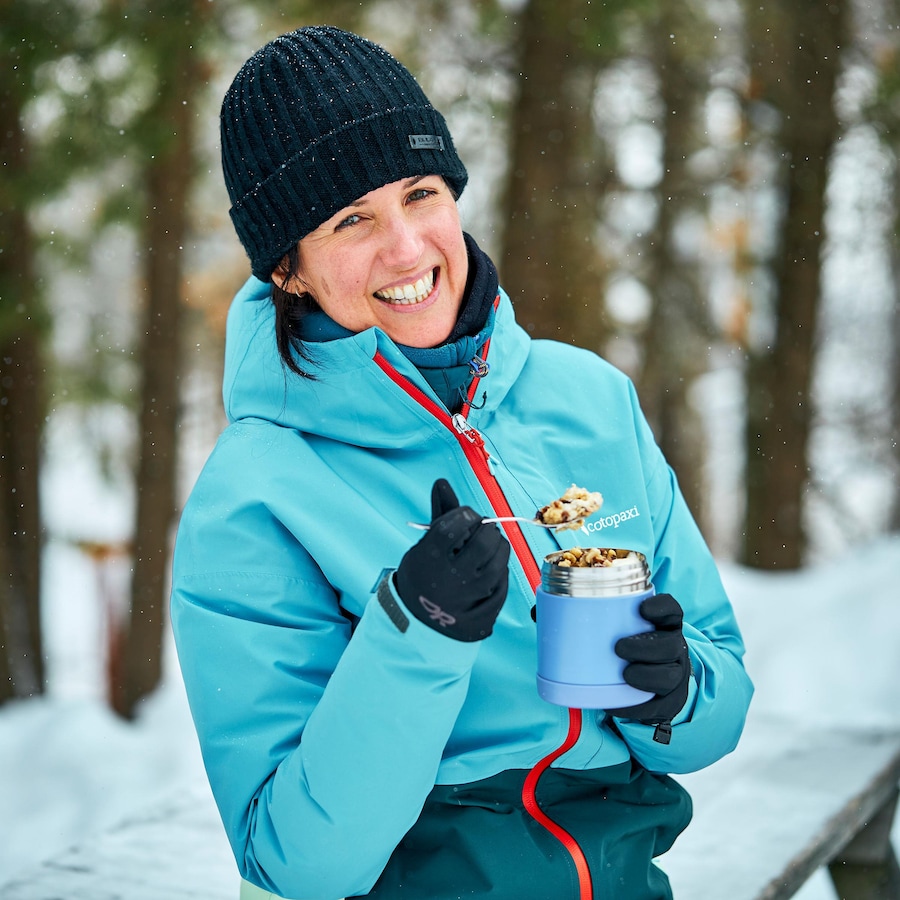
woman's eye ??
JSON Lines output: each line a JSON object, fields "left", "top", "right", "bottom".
{"left": 335, "top": 213, "right": 362, "bottom": 231}
{"left": 407, "top": 188, "right": 435, "bottom": 203}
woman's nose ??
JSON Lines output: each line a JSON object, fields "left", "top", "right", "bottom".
{"left": 379, "top": 215, "right": 424, "bottom": 269}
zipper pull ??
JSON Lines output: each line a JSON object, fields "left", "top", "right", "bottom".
{"left": 451, "top": 413, "right": 490, "bottom": 460}
{"left": 468, "top": 355, "right": 490, "bottom": 378}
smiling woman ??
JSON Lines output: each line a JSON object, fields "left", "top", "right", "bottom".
{"left": 170, "top": 24, "right": 752, "bottom": 900}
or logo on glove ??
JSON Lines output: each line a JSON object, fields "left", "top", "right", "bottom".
{"left": 416, "top": 597, "right": 457, "bottom": 628}
{"left": 396, "top": 479, "right": 510, "bottom": 642}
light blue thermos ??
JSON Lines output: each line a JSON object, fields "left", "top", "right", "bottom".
{"left": 536, "top": 548, "right": 655, "bottom": 709}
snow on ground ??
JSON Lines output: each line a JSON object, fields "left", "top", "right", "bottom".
{"left": 1, "top": 521, "right": 898, "bottom": 894}
{"left": 715, "top": 537, "right": 900, "bottom": 899}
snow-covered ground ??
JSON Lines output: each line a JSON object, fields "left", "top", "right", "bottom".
{"left": 2, "top": 528, "right": 898, "bottom": 896}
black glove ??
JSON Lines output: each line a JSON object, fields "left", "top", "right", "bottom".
{"left": 607, "top": 593, "right": 691, "bottom": 728}
{"left": 395, "top": 479, "right": 510, "bottom": 642}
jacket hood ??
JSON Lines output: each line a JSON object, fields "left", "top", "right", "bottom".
{"left": 222, "top": 277, "right": 530, "bottom": 447}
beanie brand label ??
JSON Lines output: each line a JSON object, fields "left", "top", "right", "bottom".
{"left": 409, "top": 134, "right": 444, "bottom": 151}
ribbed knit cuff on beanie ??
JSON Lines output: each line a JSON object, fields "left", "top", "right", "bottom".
{"left": 220, "top": 26, "right": 468, "bottom": 281}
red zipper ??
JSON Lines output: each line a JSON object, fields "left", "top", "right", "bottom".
{"left": 373, "top": 349, "right": 536, "bottom": 573}
{"left": 372, "top": 349, "right": 593, "bottom": 900}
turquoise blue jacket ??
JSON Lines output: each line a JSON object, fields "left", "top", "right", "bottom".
{"left": 171, "top": 277, "right": 753, "bottom": 899}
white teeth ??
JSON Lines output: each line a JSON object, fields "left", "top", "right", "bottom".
{"left": 375, "top": 271, "right": 435, "bottom": 304}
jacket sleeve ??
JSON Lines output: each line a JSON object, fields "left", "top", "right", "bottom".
{"left": 611, "top": 382, "right": 754, "bottom": 774}
{"left": 171, "top": 496, "right": 480, "bottom": 899}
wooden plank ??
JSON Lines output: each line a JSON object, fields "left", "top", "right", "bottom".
{"left": 829, "top": 851, "right": 900, "bottom": 900}
{"left": 0, "top": 785, "right": 237, "bottom": 900}
{"left": 834, "top": 789, "right": 898, "bottom": 865}
{"left": 828, "top": 788, "right": 900, "bottom": 900}
{"left": 660, "top": 714, "right": 900, "bottom": 900}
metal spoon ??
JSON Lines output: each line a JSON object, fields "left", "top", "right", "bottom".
{"left": 407, "top": 516, "right": 576, "bottom": 531}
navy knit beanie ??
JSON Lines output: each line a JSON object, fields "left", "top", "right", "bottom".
{"left": 220, "top": 26, "right": 469, "bottom": 281}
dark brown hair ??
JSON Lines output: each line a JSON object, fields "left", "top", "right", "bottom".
{"left": 271, "top": 243, "right": 319, "bottom": 378}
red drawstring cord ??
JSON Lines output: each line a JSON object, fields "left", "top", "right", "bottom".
{"left": 522, "top": 709, "right": 594, "bottom": 900}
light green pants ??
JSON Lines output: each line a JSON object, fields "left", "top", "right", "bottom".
{"left": 240, "top": 879, "right": 280, "bottom": 900}
{"left": 239, "top": 877, "right": 345, "bottom": 900}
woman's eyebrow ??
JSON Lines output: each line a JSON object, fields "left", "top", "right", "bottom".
{"left": 351, "top": 175, "right": 427, "bottom": 208}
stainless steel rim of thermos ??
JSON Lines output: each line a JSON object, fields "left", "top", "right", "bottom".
{"left": 540, "top": 550, "right": 650, "bottom": 597}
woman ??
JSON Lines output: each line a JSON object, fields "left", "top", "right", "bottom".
{"left": 171, "top": 25, "right": 753, "bottom": 900}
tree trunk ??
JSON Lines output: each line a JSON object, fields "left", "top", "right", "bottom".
{"left": 498, "top": 0, "right": 609, "bottom": 349}
{"left": 637, "top": 5, "right": 713, "bottom": 530}
{"left": 741, "top": 0, "right": 846, "bottom": 569}
{"left": 113, "top": 18, "right": 200, "bottom": 718}
{"left": 0, "top": 78, "right": 45, "bottom": 703}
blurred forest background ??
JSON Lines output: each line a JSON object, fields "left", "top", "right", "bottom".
{"left": 1, "top": 0, "right": 898, "bottom": 719}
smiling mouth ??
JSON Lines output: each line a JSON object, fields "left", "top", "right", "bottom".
{"left": 374, "top": 269, "right": 436, "bottom": 305}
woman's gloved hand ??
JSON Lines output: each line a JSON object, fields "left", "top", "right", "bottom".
{"left": 395, "top": 479, "right": 510, "bottom": 642}
{"left": 607, "top": 593, "right": 691, "bottom": 724}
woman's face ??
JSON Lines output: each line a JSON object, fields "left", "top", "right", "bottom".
{"left": 277, "top": 175, "right": 468, "bottom": 349}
